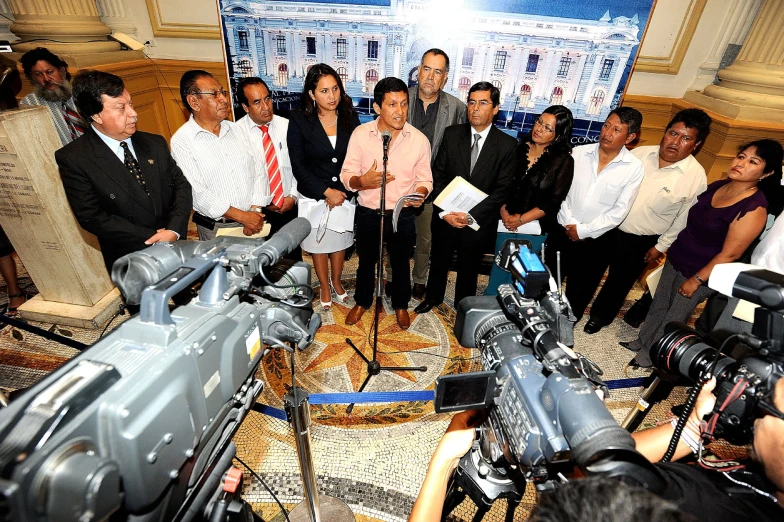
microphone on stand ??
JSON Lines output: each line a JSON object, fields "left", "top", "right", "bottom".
{"left": 381, "top": 130, "right": 392, "bottom": 150}
{"left": 381, "top": 130, "right": 392, "bottom": 164}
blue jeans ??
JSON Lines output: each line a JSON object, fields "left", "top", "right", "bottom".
{"left": 485, "top": 232, "right": 547, "bottom": 296}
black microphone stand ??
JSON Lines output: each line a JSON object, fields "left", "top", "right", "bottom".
{"left": 345, "top": 132, "right": 426, "bottom": 414}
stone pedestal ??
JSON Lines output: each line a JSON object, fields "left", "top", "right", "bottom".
{"left": 686, "top": 0, "right": 784, "bottom": 123}
{"left": 7, "top": 0, "right": 120, "bottom": 54}
{"left": 0, "top": 106, "right": 121, "bottom": 328}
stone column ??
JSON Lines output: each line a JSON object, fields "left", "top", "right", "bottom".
{"left": 8, "top": 0, "right": 120, "bottom": 54}
{"left": 690, "top": 0, "right": 762, "bottom": 90}
{"left": 686, "top": 0, "right": 784, "bottom": 121}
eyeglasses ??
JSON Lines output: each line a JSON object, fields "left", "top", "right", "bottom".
{"left": 191, "top": 89, "right": 229, "bottom": 99}
{"left": 534, "top": 118, "right": 555, "bottom": 134}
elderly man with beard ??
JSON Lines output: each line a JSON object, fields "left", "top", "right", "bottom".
{"left": 20, "top": 47, "right": 86, "bottom": 147}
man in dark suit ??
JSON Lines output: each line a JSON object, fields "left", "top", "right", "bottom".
{"left": 414, "top": 82, "right": 516, "bottom": 314}
{"left": 55, "top": 70, "right": 192, "bottom": 273}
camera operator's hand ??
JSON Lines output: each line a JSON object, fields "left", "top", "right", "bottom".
{"left": 752, "top": 379, "right": 784, "bottom": 500}
{"left": 408, "top": 409, "right": 486, "bottom": 522}
{"left": 632, "top": 378, "right": 716, "bottom": 463}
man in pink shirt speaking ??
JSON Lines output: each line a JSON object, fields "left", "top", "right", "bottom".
{"left": 340, "top": 77, "right": 433, "bottom": 329}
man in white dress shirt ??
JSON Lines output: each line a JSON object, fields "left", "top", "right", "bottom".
{"left": 549, "top": 107, "right": 645, "bottom": 322}
{"left": 236, "top": 77, "right": 301, "bottom": 261}
{"left": 583, "top": 109, "right": 712, "bottom": 334}
{"left": 171, "top": 70, "right": 266, "bottom": 240}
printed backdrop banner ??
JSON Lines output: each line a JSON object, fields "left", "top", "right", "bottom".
{"left": 218, "top": 0, "right": 656, "bottom": 143}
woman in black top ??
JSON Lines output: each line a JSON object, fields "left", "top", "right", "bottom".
{"left": 287, "top": 64, "right": 360, "bottom": 309}
{"left": 487, "top": 105, "right": 574, "bottom": 294}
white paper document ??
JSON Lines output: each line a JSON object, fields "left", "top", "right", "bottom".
{"left": 496, "top": 219, "right": 541, "bottom": 235}
{"left": 216, "top": 223, "right": 272, "bottom": 239}
{"left": 392, "top": 193, "right": 425, "bottom": 232}
{"left": 433, "top": 177, "right": 487, "bottom": 214}
{"left": 298, "top": 199, "right": 356, "bottom": 233}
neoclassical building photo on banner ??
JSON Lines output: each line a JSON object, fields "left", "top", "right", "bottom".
{"left": 219, "top": 0, "right": 654, "bottom": 140}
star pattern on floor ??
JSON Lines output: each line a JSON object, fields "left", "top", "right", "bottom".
{"left": 305, "top": 302, "right": 438, "bottom": 391}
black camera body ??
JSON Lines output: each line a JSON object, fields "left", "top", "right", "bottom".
{"left": 435, "top": 242, "right": 662, "bottom": 490}
{"left": 651, "top": 266, "right": 784, "bottom": 445}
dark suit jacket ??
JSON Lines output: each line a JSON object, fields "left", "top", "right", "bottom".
{"left": 287, "top": 109, "right": 360, "bottom": 201}
{"left": 55, "top": 129, "right": 192, "bottom": 271}
{"left": 432, "top": 123, "right": 517, "bottom": 238}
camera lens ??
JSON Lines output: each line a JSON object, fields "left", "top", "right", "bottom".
{"left": 650, "top": 322, "right": 734, "bottom": 381}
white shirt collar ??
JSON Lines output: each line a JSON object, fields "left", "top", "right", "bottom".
{"left": 470, "top": 124, "right": 492, "bottom": 142}
{"left": 92, "top": 124, "right": 132, "bottom": 156}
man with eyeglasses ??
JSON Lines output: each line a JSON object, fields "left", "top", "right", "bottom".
{"left": 235, "top": 76, "right": 301, "bottom": 261}
{"left": 549, "top": 107, "right": 645, "bottom": 323}
{"left": 413, "top": 82, "right": 516, "bottom": 314}
{"left": 171, "top": 70, "right": 266, "bottom": 240}
{"left": 583, "top": 109, "right": 712, "bottom": 335}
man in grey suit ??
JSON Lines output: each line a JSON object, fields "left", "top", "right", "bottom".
{"left": 386, "top": 48, "right": 467, "bottom": 300}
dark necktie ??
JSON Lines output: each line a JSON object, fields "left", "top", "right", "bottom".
{"left": 120, "top": 141, "right": 149, "bottom": 195}
{"left": 469, "top": 133, "right": 481, "bottom": 175}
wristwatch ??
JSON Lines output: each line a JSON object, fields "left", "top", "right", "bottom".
{"left": 694, "top": 274, "right": 706, "bottom": 285}
{"left": 466, "top": 214, "right": 475, "bottom": 226}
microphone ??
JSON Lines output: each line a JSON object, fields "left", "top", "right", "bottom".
{"left": 257, "top": 217, "right": 311, "bottom": 267}
{"left": 381, "top": 130, "right": 392, "bottom": 151}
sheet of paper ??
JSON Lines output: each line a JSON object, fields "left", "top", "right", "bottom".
{"left": 732, "top": 299, "right": 758, "bottom": 323}
{"left": 216, "top": 223, "right": 271, "bottom": 239}
{"left": 497, "top": 219, "right": 541, "bottom": 235}
{"left": 392, "top": 193, "right": 425, "bottom": 232}
{"left": 327, "top": 200, "right": 356, "bottom": 233}
{"left": 646, "top": 264, "right": 664, "bottom": 297}
{"left": 433, "top": 176, "right": 487, "bottom": 214}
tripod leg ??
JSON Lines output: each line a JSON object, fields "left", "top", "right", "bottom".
{"left": 471, "top": 504, "right": 489, "bottom": 522}
{"left": 504, "top": 499, "right": 519, "bottom": 522}
{"left": 345, "top": 338, "right": 371, "bottom": 364}
{"left": 441, "top": 480, "right": 467, "bottom": 522}
{"left": 379, "top": 365, "right": 428, "bottom": 372}
{"left": 346, "top": 371, "right": 374, "bottom": 414}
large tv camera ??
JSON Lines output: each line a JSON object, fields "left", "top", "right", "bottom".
{"left": 0, "top": 218, "right": 315, "bottom": 522}
{"left": 650, "top": 263, "right": 784, "bottom": 445}
{"left": 434, "top": 240, "right": 663, "bottom": 514}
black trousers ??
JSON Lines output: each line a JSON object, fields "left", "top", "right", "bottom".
{"left": 354, "top": 205, "right": 416, "bottom": 310}
{"left": 589, "top": 229, "right": 659, "bottom": 326}
{"left": 546, "top": 225, "right": 613, "bottom": 321}
{"left": 425, "top": 215, "right": 488, "bottom": 307}
{"left": 264, "top": 204, "right": 302, "bottom": 262}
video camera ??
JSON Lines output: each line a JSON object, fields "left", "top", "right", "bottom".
{"left": 650, "top": 263, "right": 784, "bottom": 445}
{"left": 0, "top": 218, "right": 316, "bottom": 522}
{"left": 434, "top": 240, "right": 663, "bottom": 496}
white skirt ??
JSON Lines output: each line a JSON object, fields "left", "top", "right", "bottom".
{"left": 299, "top": 195, "right": 355, "bottom": 254}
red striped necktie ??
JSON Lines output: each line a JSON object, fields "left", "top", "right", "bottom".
{"left": 259, "top": 124, "right": 284, "bottom": 208}
{"left": 63, "top": 103, "right": 86, "bottom": 141}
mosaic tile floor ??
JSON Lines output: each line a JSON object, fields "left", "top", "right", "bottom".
{"left": 0, "top": 248, "right": 737, "bottom": 522}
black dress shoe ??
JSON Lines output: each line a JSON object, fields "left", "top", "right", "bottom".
{"left": 414, "top": 301, "right": 435, "bottom": 314}
{"left": 619, "top": 340, "right": 637, "bottom": 352}
{"left": 623, "top": 292, "right": 652, "bottom": 328}
{"left": 412, "top": 283, "right": 426, "bottom": 300}
{"left": 583, "top": 319, "right": 602, "bottom": 334}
